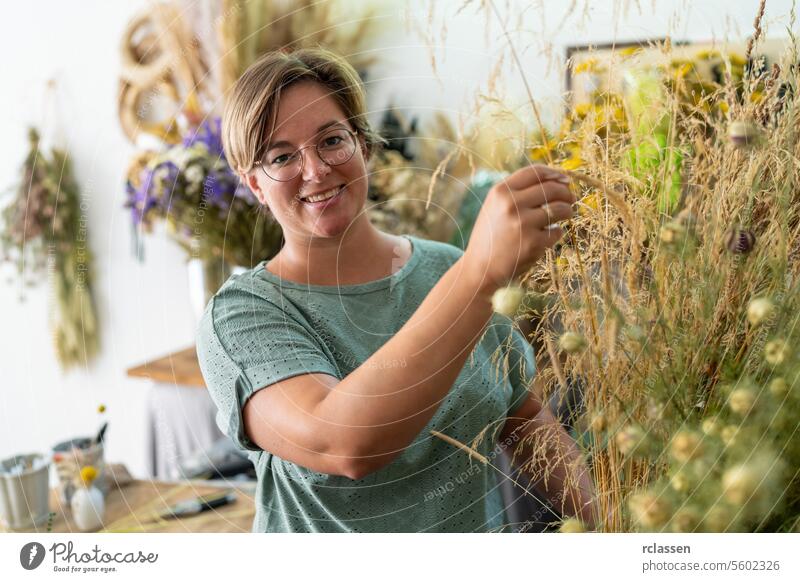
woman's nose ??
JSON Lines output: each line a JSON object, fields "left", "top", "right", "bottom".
{"left": 301, "top": 149, "right": 332, "bottom": 182}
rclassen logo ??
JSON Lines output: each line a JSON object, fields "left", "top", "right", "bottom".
{"left": 20, "top": 542, "right": 46, "bottom": 570}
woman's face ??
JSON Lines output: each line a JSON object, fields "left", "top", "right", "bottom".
{"left": 243, "top": 81, "right": 369, "bottom": 240}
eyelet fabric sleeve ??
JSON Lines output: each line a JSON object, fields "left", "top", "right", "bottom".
{"left": 196, "top": 288, "right": 340, "bottom": 453}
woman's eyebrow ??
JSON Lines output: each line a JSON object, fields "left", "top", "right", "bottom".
{"left": 266, "top": 120, "right": 347, "bottom": 151}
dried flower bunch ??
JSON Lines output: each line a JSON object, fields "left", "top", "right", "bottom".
{"left": 124, "top": 117, "right": 282, "bottom": 267}
{"left": 515, "top": 27, "right": 800, "bottom": 532}
{"left": 1, "top": 128, "right": 100, "bottom": 369}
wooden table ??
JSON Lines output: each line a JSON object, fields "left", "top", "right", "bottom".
{"left": 127, "top": 346, "right": 206, "bottom": 388}
{"left": 12, "top": 475, "right": 255, "bottom": 533}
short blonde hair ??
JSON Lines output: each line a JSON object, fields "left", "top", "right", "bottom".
{"left": 222, "top": 48, "right": 382, "bottom": 175}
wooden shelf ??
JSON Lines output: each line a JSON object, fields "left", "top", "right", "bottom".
{"left": 126, "top": 346, "right": 206, "bottom": 388}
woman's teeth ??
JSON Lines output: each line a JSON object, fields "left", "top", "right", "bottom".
{"left": 302, "top": 186, "right": 342, "bottom": 203}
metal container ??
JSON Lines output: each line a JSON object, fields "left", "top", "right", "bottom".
{"left": 0, "top": 454, "right": 50, "bottom": 531}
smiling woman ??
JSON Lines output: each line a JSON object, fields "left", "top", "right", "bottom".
{"left": 197, "top": 48, "right": 596, "bottom": 532}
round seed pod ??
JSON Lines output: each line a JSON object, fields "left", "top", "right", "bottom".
{"left": 729, "top": 388, "right": 756, "bottom": 416}
{"left": 722, "top": 463, "right": 761, "bottom": 505}
{"left": 659, "top": 221, "right": 686, "bottom": 246}
{"left": 702, "top": 416, "right": 722, "bottom": 436}
{"left": 491, "top": 286, "right": 525, "bottom": 318}
{"left": 703, "top": 505, "right": 736, "bottom": 532}
{"left": 724, "top": 229, "right": 756, "bottom": 254}
{"left": 769, "top": 377, "right": 790, "bottom": 397}
{"left": 728, "top": 120, "right": 763, "bottom": 148}
{"left": 589, "top": 412, "right": 607, "bottom": 432}
{"left": 629, "top": 492, "right": 671, "bottom": 529}
{"left": 747, "top": 297, "right": 775, "bottom": 326}
{"left": 671, "top": 507, "right": 702, "bottom": 533}
{"left": 670, "top": 472, "right": 691, "bottom": 493}
{"left": 764, "top": 339, "right": 790, "bottom": 366}
{"left": 615, "top": 425, "right": 650, "bottom": 457}
{"left": 559, "top": 518, "right": 587, "bottom": 533}
{"left": 670, "top": 431, "right": 704, "bottom": 462}
{"left": 559, "top": 331, "right": 588, "bottom": 354}
{"left": 720, "top": 425, "right": 740, "bottom": 446}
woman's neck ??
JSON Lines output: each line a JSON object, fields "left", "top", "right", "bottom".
{"left": 267, "top": 219, "right": 412, "bottom": 286}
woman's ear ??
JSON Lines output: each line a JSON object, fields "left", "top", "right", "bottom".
{"left": 240, "top": 171, "right": 268, "bottom": 206}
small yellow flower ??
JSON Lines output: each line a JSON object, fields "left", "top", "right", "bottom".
{"left": 749, "top": 90, "right": 764, "bottom": 104}
{"left": 560, "top": 156, "right": 584, "bottom": 171}
{"left": 765, "top": 339, "right": 790, "bottom": 366}
{"left": 573, "top": 58, "right": 598, "bottom": 74}
{"left": 80, "top": 465, "right": 99, "bottom": 486}
{"left": 717, "top": 101, "right": 730, "bottom": 114}
{"left": 97, "top": 404, "right": 106, "bottom": 414}
{"left": 619, "top": 46, "right": 642, "bottom": 58}
{"left": 578, "top": 193, "right": 601, "bottom": 216}
{"left": 555, "top": 256, "right": 570, "bottom": 270}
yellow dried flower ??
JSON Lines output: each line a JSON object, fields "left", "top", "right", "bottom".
{"left": 729, "top": 388, "right": 756, "bottom": 416}
{"left": 769, "top": 377, "right": 790, "bottom": 397}
{"left": 559, "top": 156, "right": 584, "bottom": 171}
{"left": 80, "top": 465, "right": 98, "bottom": 486}
{"left": 578, "top": 192, "right": 601, "bottom": 216}
{"left": 97, "top": 404, "right": 106, "bottom": 414}
{"left": 670, "top": 472, "right": 690, "bottom": 493}
{"left": 670, "top": 431, "right": 704, "bottom": 462}
{"left": 559, "top": 518, "right": 587, "bottom": 533}
{"left": 589, "top": 412, "right": 607, "bottom": 432}
{"left": 702, "top": 417, "right": 722, "bottom": 436}
{"left": 629, "top": 492, "right": 670, "bottom": 529}
{"left": 746, "top": 298, "right": 775, "bottom": 326}
{"left": 722, "top": 463, "right": 761, "bottom": 505}
{"left": 491, "top": 286, "right": 525, "bottom": 318}
{"left": 764, "top": 339, "right": 790, "bottom": 366}
{"left": 720, "top": 425, "right": 740, "bottom": 447}
{"left": 615, "top": 425, "right": 650, "bottom": 457}
{"left": 559, "top": 332, "right": 588, "bottom": 354}
{"left": 671, "top": 507, "right": 701, "bottom": 533}
{"left": 704, "top": 505, "right": 736, "bottom": 532}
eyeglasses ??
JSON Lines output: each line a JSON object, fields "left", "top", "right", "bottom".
{"left": 255, "top": 127, "right": 359, "bottom": 182}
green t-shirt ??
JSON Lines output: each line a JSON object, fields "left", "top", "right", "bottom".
{"left": 196, "top": 234, "right": 536, "bottom": 532}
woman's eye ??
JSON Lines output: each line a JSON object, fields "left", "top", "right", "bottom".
{"left": 270, "top": 153, "right": 292, "bottom": 165}
{"left": 321, "top": 136, "right": 343, "bottom": 148}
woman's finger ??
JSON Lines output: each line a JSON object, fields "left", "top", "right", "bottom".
{"left": 511, "top": 179, "right": 575, "bottom": 210}
{"left": 524, "top": 201, "right": 575, "bottom": 230}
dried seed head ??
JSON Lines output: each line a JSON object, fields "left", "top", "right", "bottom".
{"left": 559, "top": 518, "right": 587, "bottom": 533}
{"left": 704, "top": 505, "right": 736, "bottom": 532}
{"left": 659, "top": 221, "right": 686, "bottom": 245}
{"left": 722, "top": 463, "right": 763, "bottom": 505}
{"left": 670, "top": 431, "right": 704, "bottom": 462}
{"left": 746, "top": 297, "right": 775, "bottom": 326}
{"left": 769, "top": 377, "right": 790, "bottom": 397}
{"left": 491, "top": 286, "right": 526, "bottom": 318}
{"left": 702, "top": 416, "right": 722, "bottom": 436}
{"left": 764, "top": 339, "right": 790, "bottom": 366}
{"left": 559, "top": 331, "right": 588, "bottom": 354}
{"left": 629, "top": 492, "right": 671, "bottom": 529}
{"left": 729, "top": 388, "right": 756, "bottom": 416}
{"left": 670, "top": 472, "right": 691, "bottom": 493}
{"left": 615, "top": 425, "right": 650, "bottom": 457}
{"left": 671, "top": 507, "right": 701, "bottom": 533}
{"left": 728, "top": 119, "right": 763, "bottom": 148}
{"left": 589, "top": 412, "right": 607, "bottom": 432}
{"left": 721, "top": 425, "right": 740, "bottom": 446}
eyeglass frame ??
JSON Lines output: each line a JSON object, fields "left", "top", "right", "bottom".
{"left": 254, "top": 127, "right": 360, "bottom": 182}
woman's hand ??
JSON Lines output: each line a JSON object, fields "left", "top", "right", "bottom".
{"left": 463, "top": 164, "right": 575, "bottom": 296}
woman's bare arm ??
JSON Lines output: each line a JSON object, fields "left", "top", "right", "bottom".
{"left": 243, "top": 165, "right": 575, "bottom": 479}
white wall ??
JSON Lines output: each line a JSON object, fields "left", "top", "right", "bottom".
{"left": 0, "top": 0, "right": 795, "bottom": 478}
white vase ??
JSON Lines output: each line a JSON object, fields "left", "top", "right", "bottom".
{"left": 71, "top": 485, "right": 105, "bottom": 531}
